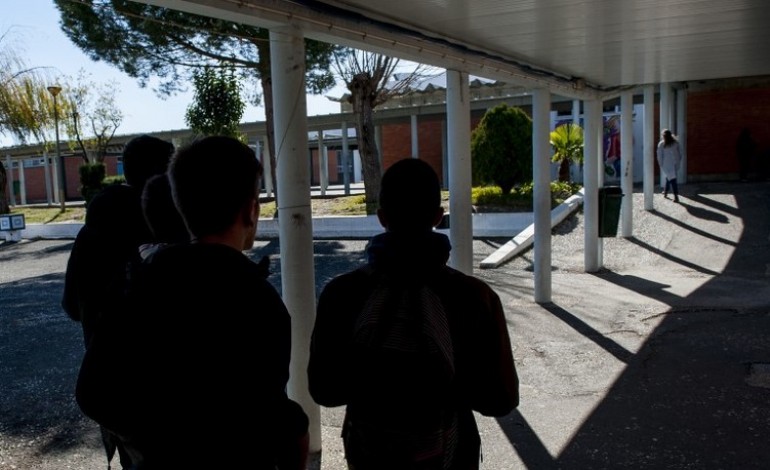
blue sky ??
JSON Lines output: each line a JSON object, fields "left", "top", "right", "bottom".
{"left": 1, "top": 0, "right": 346, "bottom": 146}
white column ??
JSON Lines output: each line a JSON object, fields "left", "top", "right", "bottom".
{"left": 269, "top": 25, "right": 320, "bottom": 453}
{"left": 676, "top": 87, "right": 688, "bottom": 184}
{"left": 5, "top": 155, "right": 15, "bottom": 206}
{"left": 42, "top": 152, "right": 52, "bottom": 205}
{"left": 659, "top": 83, "right": 672, "bottom": 188}
{"left": 18, "top": 159, "right": 27, "bottom": 205}
{"left": 341, "top": 122, "right": 350, "bottom": 195}
{"left": 620, "top": 91, "right": 634, "bottom": 238}
{"left": 411, "top": 114, "right": 419, "bottom": 158}
{"left": 261, "top": 135, "right": 273, "bottom": 198}
{"left": 643, "top": 85, "right": 655, "bottom": 211}
{"left": 532, "top": 88, "right": 552, "bottom": 303}
{"left": 51, "top": 154, "right": 61, "bottom": 204}
{"left": 446, "top": 70, "right": 473, "bottom": 274}
{"left": 584, "top": 100, "right": 601, "bottom": 272}
{"left": 317, "top": 131, "right": 328, "bottom": 195}
{"left": 571, "top": 99, "right": 583, "bottom": 183}
{"left": 595, "top": 106, "right": 604, "bottom": 268}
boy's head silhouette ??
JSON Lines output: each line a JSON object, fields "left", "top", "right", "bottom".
{"left": 121, "top": 135, "right": 175, "bottom": 189}
{"left": 169, "top": 136, "right": 262, "bottom": 248}
{"left": 378, "top": 158, "right": 444, "bottom": 233}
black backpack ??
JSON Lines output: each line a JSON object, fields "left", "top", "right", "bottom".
{"left": 343, "top": 267, "right": 460, "bottom": 469}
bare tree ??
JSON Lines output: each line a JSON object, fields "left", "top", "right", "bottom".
{"left": 333, "top": 49, "right": 430, "bottom": 213}
{"left": 65, "top": 70, "right": 123, "bottom": 164}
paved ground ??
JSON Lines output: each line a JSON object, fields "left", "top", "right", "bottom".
{"left": 1, "top": 180, "right": 769, "bottom": 469}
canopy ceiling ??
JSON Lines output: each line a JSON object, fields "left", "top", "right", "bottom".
{"left": 136, "top": 0, "right": 770, "bottom": 99}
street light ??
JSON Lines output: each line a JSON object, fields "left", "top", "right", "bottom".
{"left": 47, "top": 85, "right": 65, "bottom": 211}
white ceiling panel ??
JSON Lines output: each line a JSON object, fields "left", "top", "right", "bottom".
{"left": 135, "top": 0, "right": 770, "bottom": 96}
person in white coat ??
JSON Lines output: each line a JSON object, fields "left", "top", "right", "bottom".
{"left": 656, "top": 129, "right": 682, "bottom": 202}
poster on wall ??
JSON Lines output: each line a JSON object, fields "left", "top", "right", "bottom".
{"left": 553, "top": 114, "right": 624, "bottom": 183}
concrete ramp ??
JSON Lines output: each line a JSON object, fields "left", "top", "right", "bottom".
{"left": 480, "top": 189, "right": 584, "bottom": 269}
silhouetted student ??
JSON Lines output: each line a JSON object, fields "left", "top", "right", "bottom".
{"left": 140, "top": 172, "right": 271, "bottom": 275}
{"left": 76, "top": 136, "right": 309, "bottom": 469}
{"left": 308, "top": 158, "right": 519, "bottom": 470}
{"left": 656, "top": 129, "right": 683, "bottom": 202}
{"left": 138, "top": 173, "right": 189, "bottom": 259}
{"left": 62, "top": 134, "right": 175, "bottom": 469}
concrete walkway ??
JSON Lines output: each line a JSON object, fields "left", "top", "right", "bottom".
{"left": 1, "top": 180, "right": 768, "bottom": 469}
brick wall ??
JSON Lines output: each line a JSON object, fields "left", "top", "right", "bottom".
{"left": 381, "top": 115, "right": 482, "bottom": 186}
{"left": 687, "top": 87, "right": 770, "bottom": 179}
{"left": 13, "top": 154, "right": 122, "bottom": 204}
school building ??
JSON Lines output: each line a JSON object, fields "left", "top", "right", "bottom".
{"left": 3, "top": 73, "right": 769, "bottom": 206}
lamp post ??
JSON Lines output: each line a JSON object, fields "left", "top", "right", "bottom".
{"left": 47, "top": 85, "right": 65, "bottom": 211}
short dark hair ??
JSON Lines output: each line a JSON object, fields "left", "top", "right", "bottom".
{"left": 379, "top": 158, "right": 441, "bottom": 232}
{"left": 141, "top": 174, "right": 189, "bottom": 244}
{"left": 661, "top": 129, "right": 677, "bottom": 145}
{"left": 121, "top": 135, "right": 175, "bottom": 188}
{"left": 169, "top": 136, "right": 262, "bottom": 238}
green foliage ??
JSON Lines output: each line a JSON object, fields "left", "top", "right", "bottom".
{"left": 103, "top": 175, "right": 126, "bottom": 186}
{"left": 471, "top": 104, "right": 533, "bottom": 194}
{"left": 0, "top": 28, "right": 67, "bottom": 146}
{"left": 550, "top": 122, "right": 584, "bottom": 182}
{"left": 471, "top": 182, "right": 581, "bottom": 211}
{"left": 78, "top": 163, "right": 106, "bottom": 206}
{"left": 186, "top": 67, "right": 245, "bottom": 139}
{"left": 54, "top": 0, "right": 340, "bottom": 98}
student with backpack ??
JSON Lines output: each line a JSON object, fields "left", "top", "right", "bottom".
{"left": 308, "top": 158, "right": 519, "bottom": 470}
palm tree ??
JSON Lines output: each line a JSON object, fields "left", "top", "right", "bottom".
{"left": 550, "top": 122, "right": 584, "bottom": 182}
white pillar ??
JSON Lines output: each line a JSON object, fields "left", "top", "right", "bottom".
{"left": 659, "top": 83, "right": 672, "bottom": 188}
{"left": 676, "top": 87, "right": 688, "bottom": 184}
{"left": 643, "top": 85, "right": 655, "bottom": 211}
{"left": 584, "top": 100, "right": 601, "bottom": 272}
{"left": 532, "top": 88, "right": 552, "bottom": 303}
{"left": 411, "top": 114, "right": 419, "bottom": 158}
{"left": 261, "top": 135, "right": 273, "bottom": 198}
{"left": 317, "top": 131, "right": 328, "bottom": 195}
{"left": 18, "top": 159, "right": 27, "bottom": 205}
{"left": 51, "top": 154, "right": 61, "bottom": 204}
{"left": 571, "top": 99, "right": 583, "bottom": 183}
{"left": 253, "top": 139, "right": 262, "bottom": 193}
{"left": 620, "top": 92, "right": 634, "bottom": 238}
{"left": 5, "top": 155, "right": 15, "bottom": 207}
{"left": 341, "top": 122, "right": 351, "bottom": 195}
{"left": 42, "top": 152, "right": 53, "bottom": 205}
{"left": 269, "top": 25, "right": 320, "bottom": 453}
{"left": 595, "top": 106, "right": 604, "bottom": 268}
{"left": 446, "top": 70, "right": 473, "bottom": 274}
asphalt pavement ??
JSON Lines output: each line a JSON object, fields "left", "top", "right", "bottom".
{"left": 1, "top": 180, "right": 768, "bottom": 469}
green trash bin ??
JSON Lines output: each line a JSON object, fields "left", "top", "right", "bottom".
{"left": 598, "top": 186, "right": 623, "bottom": 237}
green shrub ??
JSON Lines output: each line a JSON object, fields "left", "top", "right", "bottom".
{"left": 470, "top": 182, "right": 581, "bottom": 211}
{"left": 471, "top": 104, "right": 533, "bottom": 194}
{"left": 103, "top": 175, "right": 126, "bottom": 186}
{"left": 78, "top": 163, "right": 106, "bottom": 206}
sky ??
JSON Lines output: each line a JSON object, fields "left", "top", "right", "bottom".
{"left": 0, "top": 0, "right": 348, "bottom": 147}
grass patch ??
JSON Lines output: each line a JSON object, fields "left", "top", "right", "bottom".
{"left": 471, "top": 182, "right": 581, "bottom": 212}
{"left": 12, "top": 183, "right": 581, "bottom": 224}
{"left": 13, "top": 206, "right": 86, "bottom": 224}
{"left": 258, "top": 194, "right": 369, "bottom": 218}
